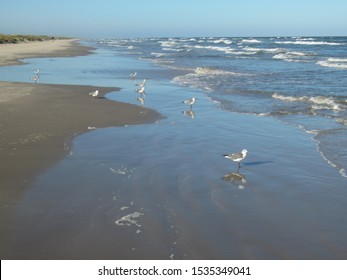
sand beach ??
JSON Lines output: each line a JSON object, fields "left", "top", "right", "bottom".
{"left": 0, "top": 40, "right": 161, "bottom": 258}
{"left": 1, "top": 37, "right": 347, "bottom": 260}
{"left": 0, "top": 39, "right": 94, "bottom": 66}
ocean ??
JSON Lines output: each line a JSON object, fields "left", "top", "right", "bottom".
{"left": 98, "top": 36, "right": 347, "bottom": 178}
{"left": 2, "top": 37, "right": 347, "bottom": 259}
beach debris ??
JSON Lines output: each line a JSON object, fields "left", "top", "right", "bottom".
{"left": 115, "top": 212, "right": 144, "bottom": 227}
{"left": 223, "top": 149, "right": 248, "bottom": 172}
{"left": 87, "top": 126, "right": 97, "bottom": 130}
{"left": 88, "top": 89, "right": 99, "bottom": 98}
{"left": 182, "top": 97, "right": 197, "bottom": 108}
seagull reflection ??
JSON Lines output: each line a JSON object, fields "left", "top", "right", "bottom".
{"left": 182, "top": 110, "right": 195, "bottom": 119}
{"left": 223, "top": 172, "right": 246, "bottom": 184}
{"left": 137, "top": 97, "right": 145, "bottom": 106}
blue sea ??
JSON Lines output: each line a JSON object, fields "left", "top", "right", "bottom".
{"left": 98, "top": 36, "right": 347, "bottom": 178}
{"left": 2, "top": 37, "right": 347, "bottom": 259}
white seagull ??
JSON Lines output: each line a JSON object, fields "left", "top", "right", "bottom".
{"left": 130, "top": 72, "right": 137, "bottom": 79}
{"left": 137, "top": 86, "right": 145, "bottom": 94}
{"left": 89, "top": 90, "right": 99, "bottom": 98}
{"left": 34, "top": 68, "right": 40, "bottom": 74}
{"left": 30, "top": 74, "right": 40, "bottom": 83}
{"left": 183, "top": 97, "right": 197, "bottom": 108}
{"left": 223, "top": 149, "right": 248, "bottom": 171}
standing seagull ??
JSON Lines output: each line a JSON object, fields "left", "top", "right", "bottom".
{"left": 34, "top": 68, "right": 40, "bottom": 74}
{"left": 223, "top": 149, "right": 248, "bottom": 172}
{"left": 30, "top": 74, "right": 40, "bottom": 83}
{"left": 89, "top": 90, "right": 99, "bottom": 98}
{"left": 137, "top": 86, "right": 145, "bottom": 94}
{"left": 130, "top": 72, "right": 137, "bottom": 79}
{"left": 183, "top": 97, "right": 197, "bottom": 108}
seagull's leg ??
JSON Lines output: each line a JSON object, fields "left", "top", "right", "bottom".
{"left": 237, "top": 162, "right": 240, "bottom": 172}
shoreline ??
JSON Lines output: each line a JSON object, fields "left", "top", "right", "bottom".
{"left": 0, "top": 40, "right": 162, "bottom": 259}
{"left": 0, "top": 82, "right": 161, "bottom": 191}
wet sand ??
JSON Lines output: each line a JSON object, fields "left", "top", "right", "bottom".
{"left": 0, "top": 41, "right": 161, "bottom": 259}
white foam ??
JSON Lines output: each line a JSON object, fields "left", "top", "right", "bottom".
{"left": 172, "top": 66, "right": 253, "bottom": 92}
{"left": 317, "top": 58, "right": 347, "bottom": 69}
{"left": 272, "top": 93, "right": 342, "bottom": 111}
{"left": 339, "top": 168, "right": 347, "bottom": 178}
{"left": 115, "top": 212, "right": 144, "bottom": 227}
{"left": 242, "top": 39, "right": 262, "bottom": 44}
{"left": 159, "top": 40, "right": 179, "bottom": 48}
{"left": 110, "top": 166, "right": 135, "bottom": 176}
{"left": 210, "top": 39, "right": 233, "bottom": 45}
{"left": 193, "top": 44, "right": 235, "bottom": 54}
{"left": 273, "top": 51, "right": 313, "bottom": 62}
{"left": 193, "top": 67, "right": 242, "bottom": 76}
{"left": 275, "top": 40, "right": 344, "bottom": 46}
{"left": 314, "top": 141, "right": 347, "bottom": 179}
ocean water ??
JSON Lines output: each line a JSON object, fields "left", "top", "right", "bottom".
{"left": 98, "top": 36, "right": 347, "bottom": 178}
{"left": 2, "top": 38, "right": 347, "bottom": 259}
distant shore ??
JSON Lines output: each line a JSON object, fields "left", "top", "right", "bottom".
{"left": 0, "top": 38, "right": 94, "bottom": 66}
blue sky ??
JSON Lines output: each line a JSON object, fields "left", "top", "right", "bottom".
{"left": 1, "top": 0, "right": 346, "bottom": 38}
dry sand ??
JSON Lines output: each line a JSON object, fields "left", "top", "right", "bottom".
{"left": 0, "top": 40, "right": 161, "bottom": 258}
{"left": 0, "top": 39, "right": 94, "bottom": 66}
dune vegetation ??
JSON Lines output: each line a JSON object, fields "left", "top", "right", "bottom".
{"left": 0, "top": 34, "right": 66, "bottom": 44}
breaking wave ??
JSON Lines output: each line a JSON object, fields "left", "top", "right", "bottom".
{"left": 275, "top": 40, "right": 344, "bottom": 46}
{"left": 317, "top": 58, "right": 347, "bottom": 69}
{"left": 272, "top": 93, "right": 344, "bottom": 111}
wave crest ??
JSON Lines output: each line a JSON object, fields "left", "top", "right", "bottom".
{"left": 272, "top": 93, "right": 344, "bottom": 111}
{"left": 317, "top": 58, "right": 347, "bottom": 69}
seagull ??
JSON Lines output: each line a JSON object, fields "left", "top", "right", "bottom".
{"left": 183, "top": 97, "right": 197, "bottom": 108}
{"left": 223, "top": 149, "right": 248, "bottom": 172}
{"left": 137, "top": 86, "right": 145, "bottom": 94}
{"left": 89, "top": 90, "right": 99, "bottom": 98}
{"left": 136, "top": 79, "right": 147, "bottom": 87}
{"left": 130, "top": 72, "right": 137, "bottom": 79}
{"left": 34, "top": 68, "right": 40, "bottom": 74}
{"left": 30, "top": 74, "right": 40, "bottom": 83}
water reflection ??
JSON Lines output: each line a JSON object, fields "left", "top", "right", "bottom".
{"left": 182, "top": 110, "right": 195, "bottom": 119}
{"left": 136, "top": 96, "right": 145, "bottom": 106}
{"left": 223, "top": 172, "right": 246, "bottom": 184}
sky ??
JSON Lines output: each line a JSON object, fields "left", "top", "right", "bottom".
{"left": 1, "top": 0, "right": 346, "bottom": 38}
